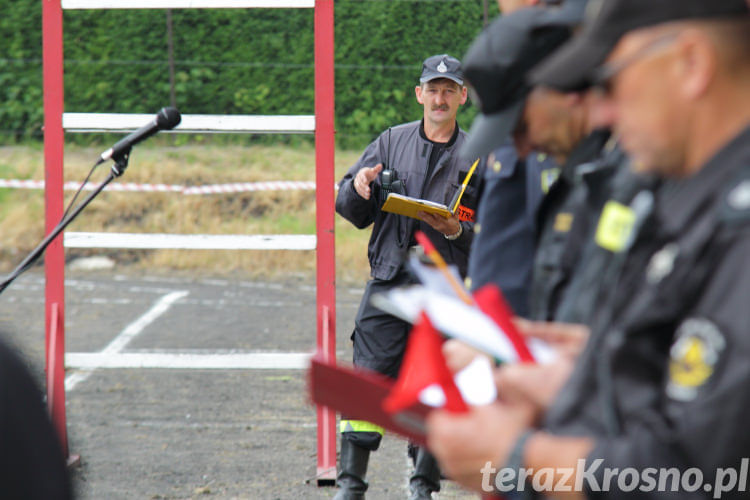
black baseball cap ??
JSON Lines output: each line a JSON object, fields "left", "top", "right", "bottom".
{"left": 420, "top": 54, "right": 464, "bottom": 85}
{"left": 460, "top": 2, "right": 585, "bottom": 159}
{"left": 530, "top": 0, "right": 750, "bottom": 91}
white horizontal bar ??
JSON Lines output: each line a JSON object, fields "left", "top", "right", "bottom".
{"left": 64, "top": 232, "right": 317, "bottom": 250}
{"left": 0, "top": 179, "right": 319, "bottom": 194}
{"left": 66, "top": 352, "right": 312, "bottom": 369}
{"left": 63, "top": 0, "right": 314, "bottom": 9}
{"left": 63, "top": 113, "right": 315, "bottom": 133}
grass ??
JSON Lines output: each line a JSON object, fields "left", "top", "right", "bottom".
{"left": 0, "top": 142, "right": 374, "bottom": 284}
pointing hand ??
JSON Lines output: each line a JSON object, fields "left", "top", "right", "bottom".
{"left": 353, "top": 163, "right": 383, "bottom": 200}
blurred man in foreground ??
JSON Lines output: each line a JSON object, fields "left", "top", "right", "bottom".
{"left": 427, "top": 0, "right": 750, "bottom": 497}
{"left": 462, "top": 2, "right": 621, "bottom": 322}
{"left": 464, "top": 0, "right": 565, "bottom": 319}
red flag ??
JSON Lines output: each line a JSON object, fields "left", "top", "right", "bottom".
{"left": 383, "top": 312, "right": 468, "bottom": 414}
{"left": 473, "top": 284, "right": 535, "bottom": 363}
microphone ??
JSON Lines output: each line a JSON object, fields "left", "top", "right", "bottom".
{"left": 99, "top": 107, "right": 181, "bottom": 163}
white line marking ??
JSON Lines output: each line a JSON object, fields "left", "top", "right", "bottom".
{"left": 180, "top": 298, "right": 288, "bottom": 307}
{"left": 102, "top": 291, "right": 188, "bottom": 354}
{"left": 201, "top": 279, "right": 229, "bottom": 286}
{"left": 66, "top": 352, "right": 312, "bottom": 370}
{"left": 236, "top": 282, "right": 283, "bottom": 290}
{"left": 65, "top": 290, "right": 188, "bottom": 391}
{"left": 114, "top": 419, "right": 316, "bottom": 430}
{"left": 3, "top": 297, "right": 134, "bottom": 306}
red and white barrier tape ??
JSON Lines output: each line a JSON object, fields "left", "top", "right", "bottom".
{"left": 182, "top": 181, "right": 316, "bottom": 194}
{"left": 0, "top": 179, "right": 321, "bottom": 194}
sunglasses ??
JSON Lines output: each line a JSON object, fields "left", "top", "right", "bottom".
{"left": 591, "top": 32, "right": 679, "bottom": 94}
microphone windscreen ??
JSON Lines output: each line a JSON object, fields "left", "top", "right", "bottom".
{"left": 156, "top": 107, "right": 182, "bottom": 130}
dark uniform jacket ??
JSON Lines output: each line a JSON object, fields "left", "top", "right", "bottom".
{"left": 544, "top": 125, "right": 750, "bottom": 498}
{"left": 467, "top": 141, "right": 555, "bottom": 317}
{"left": 336, "top": 120, "right": 481, "bottom": 281}
{"left": 554, "top": 164, "right": 658, "bottom": 325}
{"left": 529, "top": 129, "right": 613, "bottom": 321}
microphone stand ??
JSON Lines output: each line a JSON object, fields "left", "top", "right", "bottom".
{"left": 0, "top": 149, "right": 131, "bottom": 295}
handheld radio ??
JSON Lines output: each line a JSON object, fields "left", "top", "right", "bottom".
{"left": 379, "top": 167, "right": 405, "bottom": 206}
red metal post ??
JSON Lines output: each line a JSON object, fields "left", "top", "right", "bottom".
{"left": 42, "top": 0, "right": 69, "bottom": 456}
{"left": 46, "top": 303, "right": 68, "bottom": 454}
{"left": 314, "top": 0, "right": 337, "bottom": 485}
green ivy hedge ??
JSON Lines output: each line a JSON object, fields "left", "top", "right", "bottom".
{"left": 0, "top": 0, "right": 498, "bottom": 148}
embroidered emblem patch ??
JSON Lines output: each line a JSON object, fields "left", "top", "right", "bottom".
{"left": 667, "top": 318, "right": 725, "bottom": 401}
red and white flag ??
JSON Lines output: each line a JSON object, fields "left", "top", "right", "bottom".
{"left": 383, "top": 312, "right": 468, "bottom": 414}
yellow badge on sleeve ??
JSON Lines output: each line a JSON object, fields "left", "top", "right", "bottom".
{"left": 667, "top": 318, "right": 725, "bottom": 402}
{"left": 595, "top": 200, "right": 636, "bottom": 252}
{"left": 554, "top": 212, "right": 574, "bottom": 233}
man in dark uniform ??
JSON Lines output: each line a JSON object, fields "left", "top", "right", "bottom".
{"left": 0, "top": 336, "right": 73, "bottom": 499}
{"left": 460, "top": 2, "right": 621, "bottom": 322}
{"left": 467, "top": 142, "right": 554, "bottom": 317}
{"left": 552, "top": 159, "right": 656, "bottom": 325}
{"left": 464, "top": 0, "right": 561, "bottom": 318}
{"left": 426, "top": 1, "right": 750, "bottom": 498}
{"left": 521, "top": 88, "right": 613, "bottom": 321}
{"left": 334, "top": 54, "right": 481, "bottom": 499}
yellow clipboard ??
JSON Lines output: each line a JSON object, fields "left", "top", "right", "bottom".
{"left": 380, "top": 159, "right": 480, "bottom": 220}
{"left": 381, "top": 193, "right": 453, "bottom": 219}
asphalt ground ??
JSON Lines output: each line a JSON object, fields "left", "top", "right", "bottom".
{"left": 0, "top": 269, "right": 476, "bottom": 500}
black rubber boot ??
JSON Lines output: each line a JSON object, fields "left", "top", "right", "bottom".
{"left": 333, "top": 439, "right": 370, "bottom": 500}
{"left": 408, "top": 446, "right": 441, "bottom": 500}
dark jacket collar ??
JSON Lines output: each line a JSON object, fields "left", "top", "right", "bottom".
{"left": 419, "top": 119, "right": 460, "bottom": 148}
{"left": 656, "top": 124, "right": 750, "bottom": 237}
{"left": 559, "top": 128, "right": 611, "bottom": 184}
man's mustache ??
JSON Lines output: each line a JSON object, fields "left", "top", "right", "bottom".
{"left": 432, "top": 105, "right": 449, "bottom": 111}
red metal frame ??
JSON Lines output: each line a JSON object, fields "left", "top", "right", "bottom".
{"left": 42, "top": 0, "right": 337, "bottom": 476}
{"left": 42, "top": 0, "right": 68, "bottom": 457}
{"left": 46, "top": 303, "right": 65, "bottom": 452}
{"left": 314, "top": 0, "right": 337, "bottom": 484}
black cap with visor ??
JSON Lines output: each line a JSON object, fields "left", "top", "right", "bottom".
{"left": 459, "top": 2, "right": 585, "bottom": 159}
{"left": 530, "top": 0, "right": 750, "bottom": 92}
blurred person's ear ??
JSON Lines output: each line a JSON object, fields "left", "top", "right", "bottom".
{"left": 675, "top": 29, "right": 717, "bottom": 100}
